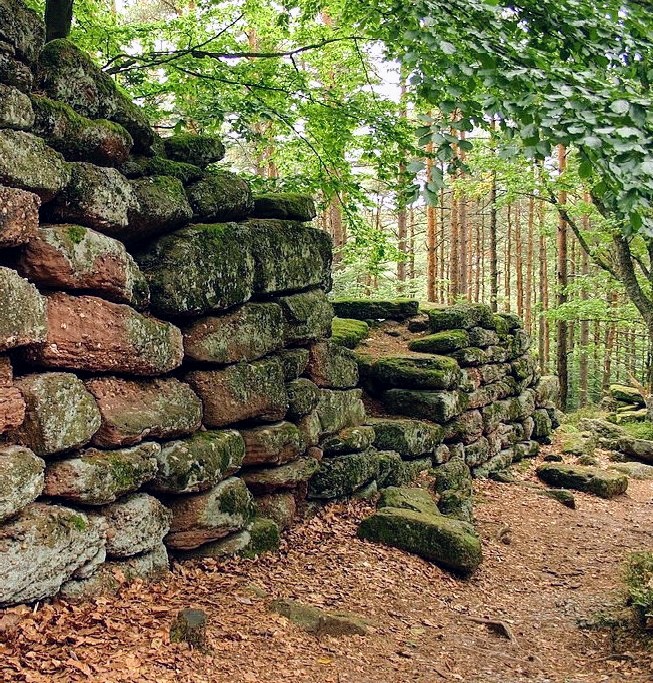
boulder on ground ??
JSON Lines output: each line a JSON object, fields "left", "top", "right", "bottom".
{"left": 164, "top": 132, "right": 225, "bottom": 167}
{"left": 43, "top": 442, "right": 160, "bottom": 505}
{"left": 332, "top": 298, "right": 419, "bottom": 321}
{"left": 382, "top": 389, "right": 466, "bottom": 423}
{"left": 308, "top": 448, "right": 379, "bottom": 499}
{"left": 23, "top": 293, "right": 184, "bottom": 375}
{"left": 253, "top": 193, "right": 317, "bottom": 221}
{"left": 0, "top": 268, "right": 47, "bottom": 352}
{"left": 100, "top": 493, "right": 171, "bottom": 559}
{"left": 241, "top": 457, "right": 320, "bottom": 494}
{"left": 241, "top": 422, "right": 306, "bottom": 466}
{"left": 17, "top": 224, "right": 150, "bottom": 308}
{"left": 0, "top": 445, "right": 44, "bottom": 522}
{"left": 87, "top": 376, "right": 202, "bottom": 448}
{"left": 255, "top": 492, "right": 296, "bottom": 531}
{"left": 0, "top": 503, "right": 106, "bottom": 606}
{"left": 149, "top": 429, "right": 245, "bottom": 494}
{"left": 331, "top": 317, "right": 369, "bottom": 349}
{"left": 617, "top": 437, "right": 653, "bottom": 464}
{"left": 165, "top": 477, "right": 254, "bottom": 550}
{"left": 534, "top": 375, "right": 559, "bottom": 408}
{"left": 186, "top": 356, "right": 287, "bottom": 428}
{"left": 270, "top": 598, "right": 369, "bottom": 636}
{"left": 186, "top": 171, "right": 253, "bottom": 221}
{"left": 370, "top": 354, "right": 461, "bottom": 391}
{"left": 609, "top": 384, "right": 645, "bottom": 406}
{"left": 610, "top": 461, "right": 653, "bottom": 480}
{"left": 370, "top": 418, "right": 443, "bottom": 458}
{"left": 12, "top": 372, "right": 101, "bottom": 457}
{"left": 306, "top": 340, "right": 359, "bottom": 389}
{"left": 0, "top": 186, "right": 40, "bottom": 247}
{"left": 276, "top": 288, "right": 334, "bottom": 344}
{"left": 536, "top": 463, "right": 628, "bottom": 499}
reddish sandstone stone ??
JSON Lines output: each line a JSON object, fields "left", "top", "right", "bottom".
{"left": 23, "top": 293, "right": 183, "bottom": 375}
{"left": 0, "top": 185, "right": 39, "bottom": 247}
{"left": 0, "top": 386, "right": 25, "bottom": 435}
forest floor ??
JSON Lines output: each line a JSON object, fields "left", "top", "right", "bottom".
{"left": 2, "top": 447, "right": 653, "bottom": 683}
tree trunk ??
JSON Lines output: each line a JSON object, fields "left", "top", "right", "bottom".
{"left": 538, "top": 198, "right": 549, "bottom": 374}
{"left": 578, "top": 195, "right": 590, "bottom": 407}
{"left": 515, "top": 202, "right": 524, "bottom": 317}
{"left": 489, "top": 171, "right": 498, "bottom": 312}
{"left": 525, "top": 192, "right": 535, "bottom": 335}
{"left": 45, "top": 0, "right": 74, "bottom": 42}
{"left": 556, "top": 145, "right": 569, "bottom": 411}
{"left": 504, "top": 204, "right": 512, "bottom": 312}
{"left": 425, "top": 144, "right": 437, "bottom": 302}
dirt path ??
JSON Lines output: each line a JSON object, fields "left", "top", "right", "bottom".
{"left": 2, "top": 452, "right": 653, "bottom": 683}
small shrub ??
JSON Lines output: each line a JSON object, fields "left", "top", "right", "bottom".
{"left": 625, "top": 551, "right": 653, "bottom": 628}
{"left": 622, "top": 421, "right": 653, "bottom": 441}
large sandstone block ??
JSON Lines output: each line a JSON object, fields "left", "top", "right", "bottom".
{"left": 308, "top": 449, "right": 379, "bottom": 499}
{"left": 135, "top": 223, "right": 255, "bottom": 316}
{"left": 287, "top": 378, "right": 321, "bottom": 418}
{"left": 332, "top": 298, "right": 419, "bottom": 321}
{"left": 163, "top": 133, "right": 225, "bottom": 167}
{"left": 0, "top": 267, "right": 47, "bottom": 351}
{"left": 382, "top": 389, "right": 467, "bottom": 424}
{"left": 183, "top": 303, "right": 284, "bottom": 364}
{"left": 241, "top": 421, "right": 306, "bottom": 466}
{"left": 0, "top": 186, "right": 40, "bottom": 247}
{"left": 165, "top": 477, "right": 254, "bottom": 550}
{"left": 247, "top": 219, "right": 332, "bottom": 294}
{"left": 315, "top": 388, "right": 366, "bottom": 436}
{"left": 369, "top": 418, "right": 444, "bottom": 458}
{"left": 321, "top": 425, "right": 376, "bottom": 456}
{"left": 17, "top": 224, "right": 150, "bottom": 309}
{"left": 0, "top": 503, "right": 106, "bottom": 606}
{"left": 47, "top": 162, "right": 138, "bottom": 236}
{"left": 428, "top": 302, "right": 494, "bottom": 332}
{"left": 0, "top": 52, "right": 33, "bottom": 92}
{"left": 31, "top": 95, "right": 133, "bottom": 166}
{"left": 185, "top": 171, "right": 253, "bottom": 221}
{"left": 369, "top": 354, "right": 461, "bottom": 391}
{"left": 149, "top": 429, "right": 245, "bottom": 494}
{"left": 0, "top": 83, "right": 34, "bottom": 129}
{"left": 43, "top": 442, "right": 160, "bottom": 504}
{"left": 86, "top": 376, "right": 202, "bottom": 447}
{"left": 23, "top": 293, "right": 183, "bottom": 375}
{"left": 0, "top": 0, "right": 45, "bottom": 65}
{"left": 254, "top": 492, "right": 296, "bottom": 531}
{"left": 0, "top": 130, "right": 71, "bottom": 201}
{"left": 0, "top": 384, "right": 25, "bottom": 435}
{"left": 99, "top": 493, "right": 172, "bottom": 559}
{"left": 12, "top": 372, "right": 101, "bottom": 457}
{"left": 306, "top": 341, "right": 359, "bottom": 389}
{"left": 252, "top": 193, "right": 316, "bottom": 221}
{"left": 128, "top": 175, "right": 193, "bottom": 242}
{"left": 187, "top": 357, "right": 287, "bottom": 428}
{"left": 276, "top": 288, "right": 334, "bottom": 344}
{"left": 37, "top": 39, "right": 154, "bottom": 151}
{"left": 0, "top": 445, "right": 44, "bottom": 522}
{"left": 536, "top": 463, "right": 628, "bottom": 499}
{"left": 241, "top": 457, "right": 320, "bottom": 494}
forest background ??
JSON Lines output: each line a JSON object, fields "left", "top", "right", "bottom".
{"left": 31, "top": 0, "right": 653, "bottom": 412}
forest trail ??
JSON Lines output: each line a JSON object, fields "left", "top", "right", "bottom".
{"left": 2, "top": 449, "right": 653, "bottom": 683}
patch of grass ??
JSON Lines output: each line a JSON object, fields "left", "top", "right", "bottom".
{"left": 622, "top": 421, "right": 653, "bottom": 441}
{"left": 625, "top": 551, "right": 653, "bottom": 628}
{"left": 562, "top": 406, "right": 610, "bottom": 427}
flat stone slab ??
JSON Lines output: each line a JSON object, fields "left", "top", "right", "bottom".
{"left": 370, "top": 418, "right": 444, "bottom": 458}
{"left": 370, "top": 354, "right": 461, "bottom": 391}
{"left": 242, "top": 457, "right": 320, "bottom": 494}
{"left": 382, "top": 389, "right": 467, "bottom": 423}
{"left": 252, "top": 193, "right": 317, "bottom": 221}
{"left": 241, "top": 422, "right": 306, "bottom": 467}
{"left": 332, "top": 298, "right": 419, "bottom": 321}
{"left": 536, "top": 463, "right": 628, "bottom": 498}
{"left": 308, "top": 448, "right": 379, "bottom": 499}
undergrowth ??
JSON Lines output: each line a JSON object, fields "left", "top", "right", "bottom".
{"left": 624, "top": 551, "right": 653, "bottom": 629}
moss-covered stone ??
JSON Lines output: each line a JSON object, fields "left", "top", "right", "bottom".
{"left": 0, "top": 83, "right": 34, "bottom": 130}
{"left": 332, "top": 298, "right": 419, "bottom": 321}
{"left": 307, "top": 340, "right": 359, "bottom": 389}
{"left": 183, "top": 303, "right": 283, "bottom": 364}
{"left": 450, "top": 346, "right": 489, "bottom": 367}
{"left": 331, "top": 317, "right": 369, "bottom": 348}
{"left": 277, "top": 288, "right": 334, "bottom": 344}
{"left": 278, "top": 347, "right": 310, "bottom": 380}
{"left": 370, "top": 354, "right": 461, "bottom": 391}
{"left": 0, "top": 445, "right": 44, "bottom": 523}
{"left": 242, "top": 456, "right": 321, "bottom": 494}
{"left": 165, "top": 477, "right": 254, "bottom": 550}
{"left": 240, "top": 517, "right": 281, "bottom": 558}
{"left": 376, "top": 449, "right": 406, "bottom": 488}
{"left": 186, "top": 170, "right": 253, "bottom": 221}
{"left": 17, "top": 224, "right": 150, "bottom": 309}
{"left": 308, "top": 448, "right": 379, "bottom": 499}
{"left": 315, "top": 388, "right": 366, "bottom": 436}
{"left": 135, "top": 223, "right": 255, "bottom": 316}
{"left": 443, "top": 410, "right": 484, "bottom": 445}
{"left": 0, "top": 267, "right": 46, "bottom": 351}
{"left": 0, "top": 0, "right": 44, "bottom": 65}
{"left": 437, "top": 489, "right": 473, "bottom": 523}
{"left": 287, "top": 379, "right": 321, "bottom": 418}
{"left": 241, "top": 421, "right": 306, "bottom": 466}
{"left": 295, "top": 410, "right": 322, "bottom": 447}
{"left": 149, "top": 429, "right": 245, "bottom": 494}
{"left": 610, "top": 461, "right": 653, "bottom": 480}
{"left": 44, "top": 442, "right": 160, "bottom": 504}
{"left": 37, "top": 39, "right": 154, "bottom": 152}
{"left": 609, "top": 384, "right": 645, "bottom": 406}
{"left": 434, "top": 457, "right": 472, "bottom": 495}
{"left": 402, "top": 457, "right": 434, "bottom": 482}
{"left": 164, "top": 133, "right": 225, "bottom": 167}
{"left": 12, "top": 372, "right": 101, "bottom": 457}
{"left": 120, "top": 154, "right": 204, "bottom": 184}
{"left": 408, "top": 329, "right": 470, "bottom": 354}
{"left": 0, "top": 185, "right": 40, "bottom": 248}
{"left": 128, "top": 175, "right": 193, "bottom": 241}
{"left": 382, "top": 389, "right": 467, "bottom": 423}
{"left": 536, "top": 463, "right": 628, "bottom": 498}
{"left": 513, "top": 440, "right": 539, "bottom": 460}
{"left": 253, "top": 193, "right": 317, "bottom": 221}
{"left": 270, "top": 598, "right": 369, "bottom": 636}
{"left": 0, "top": 52, "right": 33, "bottom": 93}
{"left": 532, "top": 408, "right": 553, "bottom": 440}
{"left": 254, "top": 492, "right": 296, "bottom": 530}
{"left": 321, "top": 425, "right": 376, "bottom": 456}
{"left": 472, "top": 449, "right": 514, "bottom": 478}
{"left": 0, "top": 130, "right": 71, "bottom": 201}
{"left": 370, "top": 417, "right": 444, "bottom": 458}
{"left": 357, "top": 506, "right": 482, "bottom": 573}
{"left": 378, "top": 486, "right": 439, "bottom": 515}
{"left": 495, "top": 311, "right": 522, "bottom": 331}
{"left": 428, "top": 303, "right": 494, "bottom": 332}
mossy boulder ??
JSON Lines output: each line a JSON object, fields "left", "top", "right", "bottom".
{"left": 370, "top": 354, "right": 461, "bottom": 391}
{"left": 17, "top": 224, "right": 150, "bottom": 309}
{"left": 315, "top": 388, "right": 366, "bottom": 436}
{"left": 30, "top": 94, "right": 133, "bottom": 166}
{"left": 308, "top": 448, "right": 379, "bottom": 499}
{"left": 253, "top": 192, "right": 316, "bottom": 221}
{"left": 321, "top": 425, "right": 376, "bottom": 456}
{"left": 468, "top": 326, "right": 500, "bottom": 348}
{"left": 0, "top": 267, "right": 46, "bottom": 351}
{"left": 408, "top": 330, "right": 470, "bottom": 354}
{"left": 0, "top": 445, "right": 45, "bottom": 523}
{"left": 187, "top": 357, "right": 287, "bottom": 428}
{"left": 242, "top": 456, "right": 321, "bottom": 494}
{"left": 536, "top": 463, "right": 628, "bottom": 498}
{"left": 44, "top": 442, "right": 160, "bottom": 504}
{"left": 428, "top": 303, "right": 494, "bottom": 332}
{"left": 128, "top": 175, "right": 193, "bottom": 241}
{"left": 277, "top": 288, "right": 334, "bottom": 344}
{"left": 12, "top": 372, "right": 101, "bottom": 457}
{"left": 186, "top": 170, "right": 253, "bottom": 221}
{"left": 613, "top": 408, "right": 648, "bottom": 424}
{"left": 617, "top": 437, "right": 653, "bottom": 464}
{"left": 332, "top": 298, "right": 419, "bottom": 321}
{"left": 532, "top": 409, "right": 553, "bottom": 440}
{"left": 610, "top": 461, "right": 653, "bottom": 480}
{"left": 534, "top": 375, "right": 559, "bottom": 408}
{"left": 0, "top": 130, "right": 71, "bottom": 201}
{"left": 287, "top": 378, "right": 321, "bottom": 418}
{"left": 450, "top": 346, "right": 489, "bottom": 367}
{"left": 135, "top": 223, "right": 255, "bottom": 316}
{"left": 307, "top": 340, "right": 359, "bottom": 389}
{"left": 437, "top": 489, "right": 473, "bottom": 523}
{"left": 357, "top": 505, "right": 482, "bottom": 573}
{"left": 370, "top": 418, "right": 444, "bottom": 458}
{"left": 0, "top": 186, "right": 40, "bottom": 248}
{"left": 434, "top": 457, "right": 472, "bottom": 494}
{"left": 472, "top": 449, "right": 515, "bottom": 478}
{"left": 278, "top": 347, "right": 310, "bottom": 380}
{"left": 513, "top": 440, "right": 539, "bottom": 460}
{"left": 376, "top": 449, "right": 406, "bottom": 488}
{"left": 609, "top": 384, "right": 645, "bottom": 406}
{"left": 0, "top": 52, "right": 33, "bottom": 92}
{"left": 149, "top": 429, "right": 245, "bottom": 494}
{"left": 0, "top": 0, "right": 45, "bottom": 65}
{"left": 331, "top": 317, "right": 369, "bottom": 348}
{"left": 382, "top": 389, "right": 467, "bottom": 423}
{"left": 559, "top": 430, "right": 595, "bottom": 457}
{"left": 163, "top": 133, "right": 225, "bottom": 167}
{"left": 241, "top": 421, "right": 306, "bottom": 466}
{"left": 379, "top": 486, "right": 439, "bottom": 515}
{"left": 183, "top": 302, "right": 283, "bottom": 364}
{"left": 270, "top": 598, "right": 369, "bottom": 636}
{"left": 0, "top": 83, "right": 34, "bottom": 130}
{"left": 254, "top": 492, "right": 296, "bottom": 531}
{"left": 37, "top": 39, "right": 154, "bottom": 151}
{"left": 443, "top": 410, "right": 484, "bottom": 445}
{"left": 240, "top": 517, "right": 281, "bottom": 558}
{"left": 120, "top": 154, "right": 203, "bottom": 183}
{"left": 165, "top": 477, "right": 254, "bottom": 550}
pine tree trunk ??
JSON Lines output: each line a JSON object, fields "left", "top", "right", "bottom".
{"left": 504, "top": 204, "right": 512, "bottom": 312}
{"left": 489, "top": 171, "right": 499, "bottom": 312}
{"left": 425, "top": 145, "right": 437, "bottom": 302}
{"left": 578, "top": 196, "right": 590, "bottom": 407}
{"left": 515, "top": 202, "right": 524, "bottom": 317}
{"left": 538, "top": 198, "right": 550, "bottom": 374}
{"left": 449, "top": 186, "right": 460, "bottom": 303}
{"left": 556, "top": 145, "right": 569, "bottom": 411}
{"left": 525, "top": 192, "right": 535, "bottom": 335}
